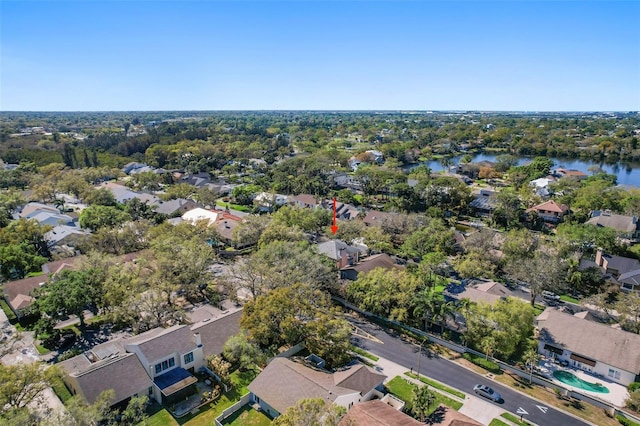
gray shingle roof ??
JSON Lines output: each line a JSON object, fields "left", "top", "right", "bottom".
{"left": 587, "top": 212, "right": 638, "bottom": 234}
{"left": 248, "top": 358, "right": 385, "bottom": 415}
{"left": 191, "top": 310, "right": 242, "bottom": 358}
{"left": 126, "top": 325, "right": 197, "bottom": 363}
{"left": 536, "top": 308, "right": 640, "bottom": 374}
{"left": 317, "top": 240, "right": 360, "bottom": 261}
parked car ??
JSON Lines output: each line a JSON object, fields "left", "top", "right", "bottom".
{"left": 542, "top": 290, "right": 561, "bottom": 301}
{"left": 473, "top": 384, "right": 502, "bottom": 402}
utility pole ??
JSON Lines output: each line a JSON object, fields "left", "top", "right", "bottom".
{"left": 416, "top": 336, "right": 429, "bottom": 380}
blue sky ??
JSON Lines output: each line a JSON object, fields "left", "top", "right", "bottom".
{"left": 1, "top": 1, "right": 639, "bottom": 111}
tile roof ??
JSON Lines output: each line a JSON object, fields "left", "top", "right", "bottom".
{"left": 536, "top": 308, "right": 640, "bottom": 374}
{"left": 339, "top": 400, "right": 423, "bottom": 425}
{"left": 527, "top": 200, "right": 568, "bottom": 214}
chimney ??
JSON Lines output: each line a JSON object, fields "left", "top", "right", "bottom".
{"left": 595, "top": 248, "right": 603, "bottom": 267}
{"left": 194, "top": 333, "right": 202, "bottom": 347}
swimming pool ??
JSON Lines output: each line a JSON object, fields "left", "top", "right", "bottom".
{"left": 553, "top": 370, "right": 610, "bottom": 393}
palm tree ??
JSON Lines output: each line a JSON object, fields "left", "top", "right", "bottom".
{"left": 435, "top": 300, "right": 455, "bottom": 334}
{"left": 411, "top": 385, "right": 435, "bottom": 423}
{"left": 523, "top": 348, "right": 541, "bottom": 384}
{"left": 412, "top": 287, "right": 440, "bottom": 331}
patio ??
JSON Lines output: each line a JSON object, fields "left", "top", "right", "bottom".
{"left": 169, "top": 373, "right": 221, "bottom": 418}
{"left": 536, "top": 358, "right": 629, "bottom": 407}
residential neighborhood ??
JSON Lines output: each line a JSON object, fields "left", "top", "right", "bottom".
{"left": 2, "top": 110, "right": 640, "bottom": 426}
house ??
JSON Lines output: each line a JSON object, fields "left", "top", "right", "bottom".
{"left": 469, "top": 190, "right": 499, "bottom": 218}
{"left": 248, "top": 357, "right": 386, "bottom": 419}
{"left": 348, "top": 157, "right": 362, "bottom": 172}
{"left": 45, "top": 225, "right": 89, "bottom": 254}
{"left": 334, "top": 202, "right": 359, "bottom": 221}
{"left": 365, "top": 150, "right": 384, "bottom": 164}
{"left": 340, "top": 253, "right": 403, "bottom": 281}
{"left": 211, "top": 211, "right": 244, "bottom": 247}
{"left": 181, "top": 208, "right": 219, "bottom": 226}
{"left": 554, "top": 168, "right": 588, "bottom": 180}
{"left": 536, "top": 308, "right": 640, "bottom": 386}
{"left": 19, "top": 202, "right": 59, "bottom": 219}
{"left": 98, "top": 182, "right": 160, "bottom": 206}
{"left": 253, "top": 192, "right": 288, "bottom": 212}
{"left": 526, "top": 200, "right": 569, "bottom": 223}
{"left": 290, "top": 194, "right": 320, "bottom": 209}
{"left": 59, "top": 308, "right": 241, "bottom": 407}
{"left": 122, "top": 162, "right": 150, "bottom": 175}
{"left": 339, "top": 400, "right": 422, "bottom": 425}
{"left": 583, "top": 248, "right": 640, "bottom": 292}
{"left": 362, "top": 210, "right": 395, "bottom": 227}
{"left": 586, "top": 210, "right": 640, "bottom": 242}
{"left": 317, "top": 240, "right": 360, "bottom": 269}
{"left": 29, "top": 211, "right": 76, "bottom": 227}
{"left": 529, "top": 177, "right": 556, "bottom": 197}
{"left": 444, "top": 280, "right": 516, "bottom": 305}
{"left": 153, "top": 198, "right": 200, "bottom": 217}
{"left": 2, "top": 253, "right": 141, "bottom": 317}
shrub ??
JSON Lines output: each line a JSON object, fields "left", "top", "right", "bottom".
{"left": 629, "top": 382, "right": 640, "bottom": 392}
{"left": 616, "top": 414, "right": 640, "bottom": 426}
{"left": 463, "top": 352, "right": 501, "bottom": 374}
{"left": 58, "top": 348, "right": 82, "bottom": 362}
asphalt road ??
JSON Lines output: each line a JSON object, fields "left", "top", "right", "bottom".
{"left": 349, "top": 316, "right": 588, "bottom": 426}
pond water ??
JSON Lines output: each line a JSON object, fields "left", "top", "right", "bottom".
{"left": 411, "top": 153, "right": 640, "bottom": 187}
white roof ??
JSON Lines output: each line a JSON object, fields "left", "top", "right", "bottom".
{"left": 181, "top": 208, "right": 218, "bottom": 225}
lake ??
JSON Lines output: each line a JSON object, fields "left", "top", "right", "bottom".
{"left": 415, "top": 153, "right": 640, "bottom": 187}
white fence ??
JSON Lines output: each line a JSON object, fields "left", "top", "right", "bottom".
{"left": 214, "top": 393, "right": 252, "bottom": 426}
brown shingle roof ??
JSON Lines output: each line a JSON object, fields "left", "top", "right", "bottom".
{"left": 60, "top": 352, "right": 152, "bottom": 405}
{"left": 341, "top": 253, "right": 402, "bottom": 275}
{"left": 536, "top": 308, "right": 640, "bottom": 374}
{"left": 3, "top": 275, "right": 48, "bottom": 309}
{"left": 339, "top": 400, "right": 422, "bottom": 425}
{"left": 362, "top": 210, "right": 394, "bottom": 227}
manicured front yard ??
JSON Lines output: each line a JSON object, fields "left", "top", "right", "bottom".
{"left": 385, "top": 376, "right": 462, "bottom": 417}
{"left": 404, "top": 372, "right": 465, "bottom": 399}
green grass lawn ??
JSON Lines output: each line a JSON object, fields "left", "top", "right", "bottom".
{"left": 35, "top": 343, "right": 51, "bottom": 355}
{"left": 560, "top": 294, "right": 580, "bottom": 304}
{"left": 404, "top": 372, "right": 465, "bottom": 399}
{"left": 385, "top": 376, "right": 462, "bottom": 417}
{"left": 501, "top": 412, "right": 534, "bottom": 425}
{"left": 351, "top": 345, "right": 379, "bottom": 362}
{"left": 222, "top": 405, "right": 272, "bottom": 426}
{"left": 488, "top": 419, "right": 510, "bottom": 426}
{"left": 143, "top": 368, "right": 260, "bottom": 426}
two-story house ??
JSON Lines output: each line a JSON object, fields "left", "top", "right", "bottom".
{"left": 59, "top": 310, "right": 241, "bottom": 407}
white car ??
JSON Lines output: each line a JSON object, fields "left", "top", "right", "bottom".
{"left": 542, "top": 290, "right": 561, "bottom": 301}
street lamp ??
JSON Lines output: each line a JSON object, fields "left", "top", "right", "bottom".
{"left": 416, "top": 336, "right": 429, "bottom": 380}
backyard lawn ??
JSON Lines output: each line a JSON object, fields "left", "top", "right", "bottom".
{"left": 143, "top": 368, "right": 259, "bottom": 426}
{"left": 222, "top": 405, "right": 272, "bottom": 426}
